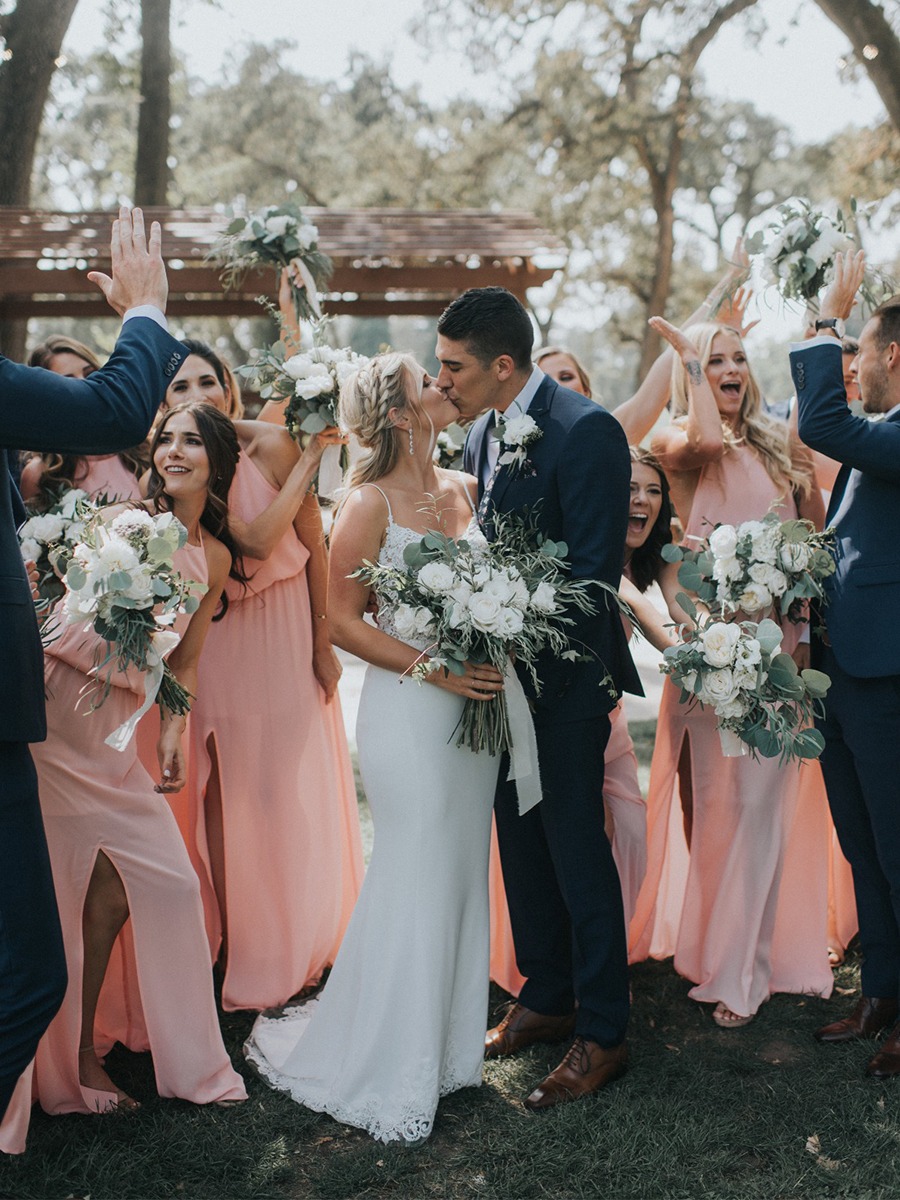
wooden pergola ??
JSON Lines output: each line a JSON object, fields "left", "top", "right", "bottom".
{"left": 0, "top": 207, "right": 565, "bottom": 320}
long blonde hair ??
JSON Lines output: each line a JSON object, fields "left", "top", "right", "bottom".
{"left": 339, "top": 353, "right": 425, "bottom": 490}
{"left": 670, "top": 322, "right": 813, "bottom": 498}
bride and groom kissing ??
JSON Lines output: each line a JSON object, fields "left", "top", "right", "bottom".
{"left": 245, "top": 286, "right": 640, "bottom": 1143}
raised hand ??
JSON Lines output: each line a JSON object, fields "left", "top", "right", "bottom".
{"left": 648, "top": 316, "right": 702, "bottom": 365}
{"left": 820, "top": 250, "right": 866, "bottom": 322}
{"left": 716, "top": 285, "right": 760, "bottom": 338}
{"left": 87, "top": 206, "right": 169, "bottom": 317}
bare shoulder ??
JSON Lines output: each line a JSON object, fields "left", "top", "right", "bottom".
{"left": 334, "top": 484, "right": 391, "bottom": 531}
{"left": 203, "top": 533, "right": 232, "bottom": 587}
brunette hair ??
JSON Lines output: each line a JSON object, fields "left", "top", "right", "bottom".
{"left": 670, "top": 321, "right": 814, "bottom": 499}
{"left": 170, "top": 338, "right": 245, "bottom": 419}
{"left": 627, "top": 447, "right": 674, "bottom": 594}
{"left": 437, "top": 287, "right": 534, "bottom": 371}
{"left": 871, "top": 297, "right": 900, "bottom": 352}
{"left": 146, "top": 402, "right": 248, "bottom": 617}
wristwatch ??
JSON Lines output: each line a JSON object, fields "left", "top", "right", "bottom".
{"left": 814, "top": 318, "right": 845, "bottom": 339}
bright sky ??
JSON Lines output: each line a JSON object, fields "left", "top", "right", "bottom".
{"left": 63, "top": 0, "right": 887, "bottom": 142}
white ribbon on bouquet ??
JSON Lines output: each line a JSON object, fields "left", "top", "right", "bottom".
{"left": 502, "top": 661, "right": 543, "bottom": 815}
{"left": 104, "top": 628, "right": 182, "bottom": 752}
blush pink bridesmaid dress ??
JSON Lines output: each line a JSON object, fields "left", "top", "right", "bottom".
{"left": 186, "top": 452, "right": 364, "bottom": 1012}
{"left": 0, "top": 538, "right": 246, "bottom": 1155}
{"left": 630, "top": 445, "right": 834, "bottom": 1020}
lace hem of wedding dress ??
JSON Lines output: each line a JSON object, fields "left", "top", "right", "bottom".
{"left": 244, "top": 1001, "right": 481, "bottom": 1145}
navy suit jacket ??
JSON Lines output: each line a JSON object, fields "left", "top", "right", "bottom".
{"left": 464, "top": 375, "right": 641, "bottom": 727}
{"left": 0, "top": 318, "right": 186, "bottom": 743}
{"left": 792, "top": 339, "right": 900, "bottom": 679}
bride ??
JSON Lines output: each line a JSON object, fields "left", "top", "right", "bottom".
{"left": 245, "top": 353, "right": 504, "bottom": 1144}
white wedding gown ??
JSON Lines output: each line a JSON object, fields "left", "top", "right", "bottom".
{"left": 245, "top": 512, "right": 499, "bottom": 1144}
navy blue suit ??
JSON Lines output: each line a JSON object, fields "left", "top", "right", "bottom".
{"left": 0, "top": 318, "right": 186, "bottom": 1118}
{"left": 465, "top": 375, "right": 640, "bottom": 1046}
{"left": 792, "top": 339, "right": 900, "bottom": 1001}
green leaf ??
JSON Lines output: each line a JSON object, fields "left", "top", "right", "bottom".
{"left": 752, "top": 726, "right": 782, "bottom": 758}
{"left": 660, "top": 544, "right": 683, "bottom": 563}
{"left": 794, "top": 727, "right": 826, "bottom": 758}
{"left": 225, "top": 218, "right": 247, "bottom": 235}
{"left": 800, "top": 668, "right": 831, "bottom": 699}
{"left": 108, "top": 570, "right": 132, "bottom": 591}
{"left": 65, "top": 562, "right": 86, "bottom": 590}
{"left": 182, "top": 595, "right": 201, "bottom": 614}
{"left": 677, "top": 560, "right": 705, "bottom": 592}
{"left": 300, "top": 411, "right": 328, "bottom": 434}
{"left": 675, "top": 591, "right": 697, "bottom": 620}
{"left": 755, "top": 618, "right": 783, "bottom": 655}
{"left": 146, "top": 536, "right": 175, "bottom": 563}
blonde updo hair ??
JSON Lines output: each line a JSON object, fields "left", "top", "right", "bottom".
{"left": 670, "top": 322, "right": 813, "bottom": 499}
{"left": 340, "top": 352, "right": 424, "bottom": 488}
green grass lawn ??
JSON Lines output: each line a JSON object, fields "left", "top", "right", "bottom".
{"left": 2, "top": 722, "right": 896, "bottom": 1200}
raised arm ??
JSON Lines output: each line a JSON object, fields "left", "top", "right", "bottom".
{"left": 648, "top": 318, "right": 723, "bottom": 472}
{"left": 294, "top": 491, "right": 342, "bottom": 702}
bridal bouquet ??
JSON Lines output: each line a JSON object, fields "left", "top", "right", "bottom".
{"left": 19, "top": 488, "right": 94, "bottom": 610}
{"left": 434, "top": 425, "right": 466, "bottom": 471}
{"left": 662, "top": 513, "right": 835, "bottom": 622}
{"left": 212, "top": 201, "right": 332, "bottom": 321}
{"left": 62, "top": 509, "right": 206, "bottom": 736}
{"left": 661, "top": 597, "right": 830, "bottom": 763}
{"left": 354, "top": 512, "right": 616, "bottom": 761}
{"left": 747, "top": 198, "right": 892, "bottom": 311}
{"left": 240, "top": 329, "right": 368, "bottom": 440}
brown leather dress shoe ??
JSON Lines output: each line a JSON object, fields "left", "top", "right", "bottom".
{"left": 484, "top": 1003, "right": 576, "bottom": 1060}
{"left": 866, "top": 1024, "right": 900, "bottom": 1078}
{"left": 814, "top": 997, "right": 899, "bottom": 1044}
{"left": 524, "top": 1036, "right": 627, "bottom": 1111}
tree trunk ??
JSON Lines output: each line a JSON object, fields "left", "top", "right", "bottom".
{"left": 0, "top": 0, "right": 80, "bottom": 357}
{"left": 814, "top": 0, "right": 900, "bottom": 135}
{"left": 134, "top": 0, "right": 171, "bottom": 205}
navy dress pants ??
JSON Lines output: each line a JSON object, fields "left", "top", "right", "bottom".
{"left": 493, "top": 714, "right": 629, "bottom": 1048}
{"left": 818, "top": 649, "right": 900, "bottom": 1001}
{"left": 0, "top": 741, "right": 67, "bottom": 1120}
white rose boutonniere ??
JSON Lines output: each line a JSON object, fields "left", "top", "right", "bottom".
{"left": 496, "top": 411, "right": 542, "bottom": 476}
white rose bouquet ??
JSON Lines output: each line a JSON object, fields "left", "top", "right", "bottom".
{"left": 60, "top": 508, "right": 207, "bottom": 730}
{"left": 661, "top": 597, "right": 830, "bottom": 763}
{"left": 18, "top": 488, "right": 94, "bottom": 611}
{"left": 240, "top": 326, "right": 368, "bottom": 442}
{"left": 353, "top": 512, "right": 618, "bottom": 760}
{"left": 746, "top": 197, "right": 892, "bottom": 311}
{"left": 212, "top": 201, "right": 332, "bottom": 322}
{"left": 662, "top": 513, "right": 835, "bottom": 623}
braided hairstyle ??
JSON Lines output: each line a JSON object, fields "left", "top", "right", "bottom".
{"left": 339, "top": 353, "right": 424, "bottom": 489}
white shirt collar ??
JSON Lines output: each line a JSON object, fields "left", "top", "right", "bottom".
{"left": 497, "top": 365, "right": 543, "bottom": 419}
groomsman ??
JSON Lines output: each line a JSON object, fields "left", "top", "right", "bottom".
{"left": 437, "top": 287, "right": 640, "bottom": 1109}
{"left": 790, "top": 251, "right": 900, "bottom": 1076}
{"left": 0, "top": 208, "right": 186, "bottom": 1119}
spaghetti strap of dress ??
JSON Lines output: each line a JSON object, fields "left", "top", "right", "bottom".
{"left": 359, "top": 483, "right": 394, "bottom": 524}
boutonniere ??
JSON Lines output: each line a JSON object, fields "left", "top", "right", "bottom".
{"left": 497, "top": 412, "right": 541, "bottom": 476}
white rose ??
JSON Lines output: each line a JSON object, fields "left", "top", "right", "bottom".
{"left": 737, "top": 582, "right": 773, "bottom": 614}
{"left": 718, "top": 694, "right": 750, "bottom": 720}
{"left": 417, "top": 562, "right": 456, "bottom": 594}
{"left": 297, "top": 222, "right": 318, "bottom": 249}
{"left": 96, "top": 536, "right": 141, "bottom": 577}
{"left": 27, "top": 513, "right": 65, "bottom": 542}
{"left": 732, "top": 666, "right": 758, "bottom": 692}
{"left": 20, "top": 537, "right": 42, "bottom": 563}
{"left": 467, "top": 591, "right": 504, "bottom": 634}
{"left": 58, "top": 489, "right": 88, "bottom": 519}
{"left": 283, "top": 353, "right": 316, "bottom": 380}
{"left": 734, "top": 637, "right": 762, "bottom": 669}
{"left": 708, "top": 524, "right": 738, "bottom": 559}
{"left": 698, "top": 667, "right": 739, "bottom": 707}
{"left": 392, "top": 603, "right": 419, "bottom": 640}
{"left": 449, "top": 579, "right": 473, "bottom": 606}
{"left": 482, "top": 573, "right": 517, "bottom": 604}
{"left": 781, "top": 542, "right": 811, "bottom": 573}
{"left": 412, "top": 606, "right": 436, "bottom": 636}
{"left": 713, "top": 555, "right": 743, "bottom": 584}
{"left": 494, "top": 606, "right": 525, "bottom": 638}
{"left": 295, "top": 373, "right": 335, "bottom": 400}
{"left": 122, "top": 567, "right": 155, "bottom": 604}
{"left": 679, "top": 670, "right": 698, "bottom": 694}
{"left": 529, "top": 581, "right": 559, "bottom": 614}
{"left": 699, "top": 621, "right": 742, "bottom": 668}
{"left": 749, "top": 562, "right": 788, "bottom": 596}
{"left": 501, "top": 413, "right": 539, "bottom": 446}
{"left": 264, "top": 214, "right": 292, "bottom": 237}
{"left": 750, "top": 528, "right": 779, "bottom": 565}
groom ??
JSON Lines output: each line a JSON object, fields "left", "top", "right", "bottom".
{"left": 436, "top": 287, "right": 640, "bottom": 1109}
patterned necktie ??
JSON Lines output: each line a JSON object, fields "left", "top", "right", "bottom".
{"left": 478, "top": 414, "right": 503, "bottom": 527}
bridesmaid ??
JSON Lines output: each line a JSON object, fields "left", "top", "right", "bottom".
{"left": 0, "top": 403, "right": 247, "bottom": 1154}
{"left": 20, "top": 336, "right": 146, "bottom": 508}
{"left": 163, "top": 343, "right": 364, "bottom": 1012}
{"left": 630, "top": 317, "right": 833, "bottom": 1028}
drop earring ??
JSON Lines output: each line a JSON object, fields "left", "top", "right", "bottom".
{"left": 408, "top": 427, "right": 415, "bottom": 455}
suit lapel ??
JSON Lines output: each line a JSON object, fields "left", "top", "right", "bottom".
{"left": 826, "top": 463, "right": 851, "bottom": 524}
{"left": 489, "top": 377, "right": 555, "bottom": 513}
